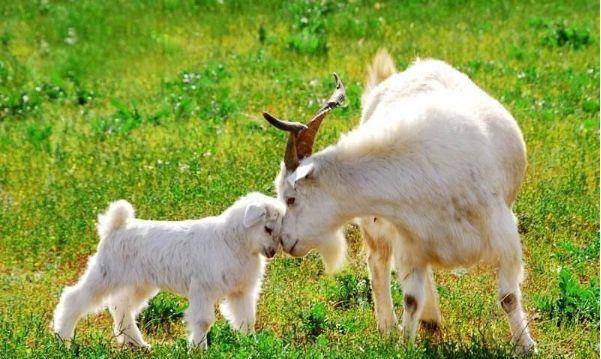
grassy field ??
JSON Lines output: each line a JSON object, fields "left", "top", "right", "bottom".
{"left": 0, "top": 0, "right": 599, "bottom": 357}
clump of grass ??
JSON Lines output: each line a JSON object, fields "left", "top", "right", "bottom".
{"left": 26, "top": 123, "right": 52, "bottom": 152}
{"left": 300, "top": 302, "right": 332, "bottom": 341}
{"left": 138, "top": 292, "right": 185, "bottom": 333}
{"left": 530, "top": 18, "right": 592, "bottom": 49}
{"left": 543, "top": 23, "right": 592, "bottom": 49}
{"left": 91, "top": 98, "right": 143, "bottom": 138}
{"left": 286, "top": 0, "right": 332, "bottom": 55}
{"left": 417, "top": 334, "right": 517, "bottom": 358}
{"left": 535, "top": 267, "right": 600, "bottom": 326}
{"left": 74, "top": 88, "right": 96, "bottom": 106}
{"left": 582, "top": 99, "right": 600, "bottom": 114}
{"left": 553, "top": 237, "right": 599, "bottom": 265}
{"left": 0, "top": 82, "right": 67, "bottom": 119}
{"left": 0, "top": 92, "right": 41, "bottom": 119}
{"left": 325, "top": 272, "right": 372, "bottom": 309}
{"left": 0, "top": 29, "right": 11, "bottom": 47}
{"left": 207, "top": 323, "right": 288, "bottom": 356}
{"left": 37, "top": 82, "right": 67, "bottom": 102}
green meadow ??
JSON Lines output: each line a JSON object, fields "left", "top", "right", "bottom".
{"left": 0, "top": 0, "right": 598, "bottom": 357}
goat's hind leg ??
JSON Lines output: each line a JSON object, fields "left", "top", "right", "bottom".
{"left": 396, "top": 265, "right": 427, "bottom": 341}
{"left": 419, "top": 266, "right": 442, "bottom": 335}
{"left": 493, "top": 208, "right": 536, "bottom": 353}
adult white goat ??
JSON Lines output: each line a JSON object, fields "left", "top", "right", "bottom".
{"left": 262, "top": 50, "right": 536, "bottom": 353}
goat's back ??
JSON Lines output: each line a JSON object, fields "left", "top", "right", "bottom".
{"left": 358, "top": 58, "right": 526, "bottom": 206}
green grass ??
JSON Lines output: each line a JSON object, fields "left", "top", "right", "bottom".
{"left": 0, "top": 0, "right": 598, "bottom": 357}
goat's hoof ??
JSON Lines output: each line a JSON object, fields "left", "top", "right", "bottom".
{"left": 122, "top": 339, "right": 151, "bottom": 350}
{"left": 420, "top": 320, "right": 441, "bottom": 336}
{"left": 188, "top": 340, "right": 208, "bottom": 351}
{"left": 516, "top": 339, "right": 537, "bottom": 355}
{"left": 377, "top": 316, "right": 398, "bottom": 336}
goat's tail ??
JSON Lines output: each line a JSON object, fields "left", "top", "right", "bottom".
{"left": 97, "top": 200, "right": 134, "bottom": 240}
{"left": 364, "top": 48, "right": 396, "bottom": 94}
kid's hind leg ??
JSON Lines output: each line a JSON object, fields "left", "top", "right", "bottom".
{"left": 109, "top": 286, "right": 158, "bottom": 348}
{"left": 493, "top": 208, "right": 536, "bottom": 353}
{"left": 52, "top": 259, "right": 111, "bottom": 342}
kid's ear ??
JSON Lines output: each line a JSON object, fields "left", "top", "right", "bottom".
{"left": 287, "top": 162, "right": 315, "bottom": 188}
{"left": 243, "top": 202, "right": 266, "bottom": 228}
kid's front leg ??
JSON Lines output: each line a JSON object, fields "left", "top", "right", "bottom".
{"left": 221, "top": 290, "right": 258, "bottom": 333}
{"left": 185, "top": 294, "right": 215, "bottom": 349}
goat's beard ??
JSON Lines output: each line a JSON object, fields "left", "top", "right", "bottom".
{"left": 316, "top": 229, "right": 346, "bottom": 274}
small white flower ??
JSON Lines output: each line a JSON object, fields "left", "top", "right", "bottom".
{"left": 65, "top": 28, "right": 77, "bottom": 45}
{"left": 39, "top": 39, "right": 49, "bottom": 53}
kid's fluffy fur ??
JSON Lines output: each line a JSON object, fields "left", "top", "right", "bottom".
{"left": 52, "top": 192, "right": 285, "bottom": 349}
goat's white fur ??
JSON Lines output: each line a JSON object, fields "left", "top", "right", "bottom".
{"left": 52, "top": 193, "right": 285, "bottom": 349}
{"left": 275, "top": 49, "right": 536, "bottom": 352}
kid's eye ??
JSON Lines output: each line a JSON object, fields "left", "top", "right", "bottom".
{"left": 286, "top": 197, "right": 295, "bottom": 206}
{"left": 264, "top": 226, "right": 273, "bottom": 235}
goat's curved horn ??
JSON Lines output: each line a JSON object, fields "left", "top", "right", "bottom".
{"left": 263, "top": 73, "right": 345, "bottom": 171}
{"left": 263, "top": 112, "right": 306, "bottom": 171}
{"left": 296, "top": 73, "right": 346, "bottom": 159}
{"left": 318, "top": 73, "right": 346, "bottom": 113}
{"left": 263, "top": 112, "right": 307, "bottom": 134}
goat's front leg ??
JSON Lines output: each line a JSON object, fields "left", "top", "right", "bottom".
{"left": 360, "top": 218, "right": 396, "bottom": 335}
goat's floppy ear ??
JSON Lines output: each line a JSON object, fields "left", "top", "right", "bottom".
{"left": 243, "top": 203, "right": 266, "bottom": 228}
{"left": 287, "top": 162, "right": 315, "bottom": 188}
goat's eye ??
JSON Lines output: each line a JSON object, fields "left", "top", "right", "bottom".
{"left": 264, "top": 226, "right": 273, "bottom": 235}
{"left": 286, "top": 197, "right": 295, "bottom": 206}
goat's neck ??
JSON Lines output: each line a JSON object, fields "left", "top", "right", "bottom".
{"left": 312, "top": 150, "right": 409, "bottom": 222}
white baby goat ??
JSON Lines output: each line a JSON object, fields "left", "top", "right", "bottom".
{"left": 52, "top": 192, "right": 285, "bottom": 349}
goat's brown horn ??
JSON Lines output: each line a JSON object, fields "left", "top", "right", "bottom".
{"left": 318, "top": 73, "right": 346, "bottom": 113}
{"left": 296, "top": 73, "right": 346, "bottom": 159}
{"left": 263, "top": 112, "right": 306, "bottom": 171}
{"left": 263, "top": 112, "right": 307, "bottom": 134}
